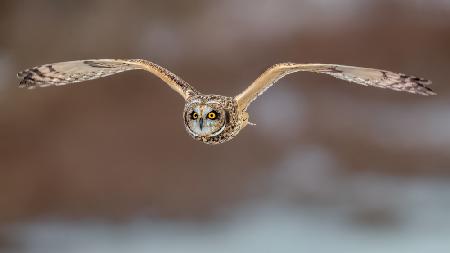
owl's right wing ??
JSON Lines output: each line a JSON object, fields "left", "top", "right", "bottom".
{"left": 235, "top": 63, "right": 434, "bottom": 110}
{"left": 17, "top": 59, "right": 199, "bottom": 99}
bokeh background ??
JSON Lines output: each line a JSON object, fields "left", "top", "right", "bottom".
{"left": 1, "top": 0, "right": 450, "bottom": 252}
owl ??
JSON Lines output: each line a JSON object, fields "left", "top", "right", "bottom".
{"left": 17, "top": 59, "right": 434, "bottom": 144}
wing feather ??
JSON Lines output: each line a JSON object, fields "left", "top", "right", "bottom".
{"left": 235, "top": 63, "right": 434, "bottom": 110}
{"left": 17, "top": 59, "right": 199, "bottom": 99}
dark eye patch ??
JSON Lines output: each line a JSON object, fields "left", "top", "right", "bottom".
{"left": 190, "top": 111, "right": 199, "bottom": 119}
{"left": 208, "top": 110, "right": 220, "bottom": 120}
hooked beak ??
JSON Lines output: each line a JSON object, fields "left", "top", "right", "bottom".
{"left": 199, "top": 118, "right": 204, "bottom": 130}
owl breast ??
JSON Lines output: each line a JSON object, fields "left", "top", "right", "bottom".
{"left": 183, "top": 95, "right": 244, "bottom": 144}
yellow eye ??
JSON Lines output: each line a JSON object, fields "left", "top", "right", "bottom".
{"left": 207, "top": 112, "right": 217, "bottom": 119}
{"left": 191, "top": 112, "right": 199, "bottom": 119}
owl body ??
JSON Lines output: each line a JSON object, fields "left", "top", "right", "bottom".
{"left": 17, "top": 59, "right": 434, "bottom": 145}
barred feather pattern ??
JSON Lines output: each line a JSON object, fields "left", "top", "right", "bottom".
{"left": 317, "top": 65, "right": 434, "bottom": 95}
{"left": 17, "top": 60, "right": 135, "bottom": 88}
{"left": 17, "top": 59, "right": 199, "bottom": 99}
{"left": 236, "top": 63, "right": 434, "bottom": 110}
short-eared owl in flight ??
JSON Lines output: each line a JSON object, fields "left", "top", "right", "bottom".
{"left": 17, "top": 59, "right": 434, "bottom": 144}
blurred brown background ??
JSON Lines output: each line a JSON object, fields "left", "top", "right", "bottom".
{"left": 0, "top": 0, "right": 449, "bottom": 252}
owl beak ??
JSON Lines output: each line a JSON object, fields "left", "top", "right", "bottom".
{"left": 199, "top": 118, "right": 204, "bottom": 130}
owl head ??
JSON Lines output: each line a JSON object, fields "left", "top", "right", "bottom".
{"left": 184, "top": 96, "right": 228, "bottom": 137}
{"left": 183, "top": 95, "right": 241, "bottom": 144}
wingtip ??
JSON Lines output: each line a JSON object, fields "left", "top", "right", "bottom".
{"left": 17, "top": 69, "right": 37, "bottom": 89}
{"left": 421, "top": 83, "right": 436, "bottom": 96}
{"left": 399, "top": 73, "right": 435, "bottom": 96}
{"left": 425, "top": 90, "right": 437, "bottom": 96}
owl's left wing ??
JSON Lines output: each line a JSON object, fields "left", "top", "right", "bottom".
{"left": 235, "top": 63, "right": 434, "bottom": 110}
{"left": 17, "top": 59, "right": 199, "bottom": 99}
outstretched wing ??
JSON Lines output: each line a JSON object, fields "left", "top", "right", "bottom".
{"left": 235, "top": 63, "right": 434, "bottom": 110}
{"left": 17, "top": 59, "right": 199, "bottom": 99}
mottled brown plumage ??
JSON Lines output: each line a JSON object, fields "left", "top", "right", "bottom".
{"left": 17, "top": 59, "right": 434, "bottom": 144}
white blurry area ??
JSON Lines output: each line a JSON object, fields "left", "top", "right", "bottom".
{"left": 8, "top": 155, "right": 450, "bottom": 253}
{"left": 7, "top": 145, "right": 450, "bottom": 253}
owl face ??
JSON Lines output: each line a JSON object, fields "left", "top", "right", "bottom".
{"left": 183, "top": 95, "right": 244, "bottom": 144}
{"left": 184, "top": 101, "right": 227, "bottom": 137}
